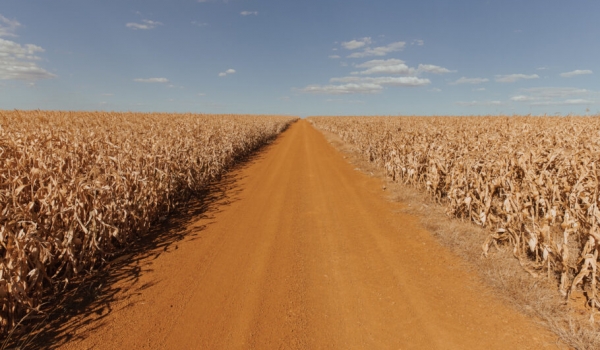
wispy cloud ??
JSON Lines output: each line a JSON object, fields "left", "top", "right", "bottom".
{"left": 352, "top": 59, "right": 415, "bottom": 75}
{"left": 495, "top": 73, "right": 539, "bottom": 83}
{"left": 350, "top": 59, "right": 454, "bottom": 76}
{"left": 518, "top": 87, "right": 589, "bottom": 99}
{"left": 529, "top": 99, "right": 594, "bottom": 106}
{"left": 218, "top": 68, "right": 236, "bottom": 77}
{"left": 341, "top": 37, "right": 372, "bottom": 50}
{"left": 510, "top": 95, "right": 535, "bottom": 102}
{"left": 126, "top": 19, "right": 162, "bottom": 30}
{"left": 560, "top": 69, "right": 593, "bottom": 78}
{"left": 191, "top": 21, "right": 209, "bottom": 27}
{"left": 300, "top": 83, "right": 383, "bottom": 95}
{"left": 417, "top": 64, "right": 456, "bottom": 74}
{"left": 347, "top": 41, "right": 406, "bottom": 58}
{"left": 304, "top": 38, "right": 448, "bottom": 96}
{"left": 240, "top": 11, "right": 258, "bottom": 16}
{"left": 300, "top": 76, "right": 430, "bottom": 95}
{"left": 0, "top": 14, "right": 21, "bottom": 37}
{"left": 411, "top": 39, "right": 424, "bottom": 46}
{"left": 510, "top": 87, "right": 597, "bottom": 106}
{"left": 325, "top": 98, "right": 365, "bottom": 104}
{"left": 0, "top": 13, "right": 55, "bottom": 81}
{"left": 0, "top": 35, "right": 56, "bottom": 80}
{"left": 455, "top": 100, "right": 502, "bottom": 106}
{"left": 450, "top": 77, "right": 489, "bottom": 85}
{"left": 330, "top": 76, "right": 430, "bottom": 86}
{"left": 134, "top": 77, "right": 169, "bottom": 83}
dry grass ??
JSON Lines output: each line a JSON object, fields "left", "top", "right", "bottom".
{"left": 0, "top": 110, "right": 297, "bottom": 334}
{"left": 315, "top": 120, "right": 600, "bottom": 350}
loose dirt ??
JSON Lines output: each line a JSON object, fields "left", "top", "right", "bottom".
{"left": 55, "top": 120, "right": 562, "bottom": 349}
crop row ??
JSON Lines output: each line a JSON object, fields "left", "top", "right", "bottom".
{"left": 310, "top": 116, "right": 600, "bottom": 311}
{"left": 0, "top": 111, "right": 297, "bottom": 331}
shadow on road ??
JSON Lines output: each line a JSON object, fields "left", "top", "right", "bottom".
{"left": 2, "top": 139, "right": 277, "bottom": 350}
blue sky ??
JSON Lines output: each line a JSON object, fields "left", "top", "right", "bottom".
{"left": 1, "top": 0, "right": 599, "bottom": 116}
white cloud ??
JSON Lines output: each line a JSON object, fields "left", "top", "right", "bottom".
{"left": 510, "top": 87, "right": 598, "bottom": 106}
{"left": 341, "top": 37, "right": 372, "bottom": 50}
{"left": 191, "top": 21, "right": 209, "bottom": 27}
{"left": 240, "top": 11, "right": 258, "bottom": 16}
{"left": 0, "top": 14, "right": 21, "bottom": 37}
{"left": 560, "top": 69, "right": 593, "bottom": 78}
{"left": 474, "top": 87, "right": 486, "bottom": 91}
{"left": 330, "top": 76, "right": 430, "bottom": 87}
{"left": 450, "top": 77, "right": 489, "bottom": 85}
{"left": 455, "top": 100, "right": 502, "bottom": 106}
{"left": 370, "top": 76, "right": 430, "bottom": 86}
{"left": 354, "top": 59, "right": 403, "bottom": 69}
{"left": 219, "top": 68, "right": 236, "bottom": 77}
{"left": 0, "top": 15, "right": 55, "bottom": 81}
{"left": 325, "top": 98, "right": 365, "bottom": 104}
{"left": 520, "top": 87, "right": 589, "bottom": 99}
{"left": 412, "top": 39, "right": 424, "bottom": 46}
{"left": 352, "top": 59, "right": 415, "bottom": 75}
{"left": 347, "top": 41, "right": 406, "bottom": 58}
{"left": 417, "top": 64, "right": 456, "bottom": 74}
{"left": 126, "top": 19, "right": 162, "bottom": 30}
{"left": 0, "top": 38, "right": 56, "bottom": 80}
{"left": 300, "top": 75, "right": 430, "bottom": 95}
{"left": 495, "top": 73, "right": 539, "bottom": 83}
{"left": 510, "top": 95, "right": 534, "bottom": 102}
{"left": 350, "top": 60, "right": 454, "bottom": 76}
{"left": 530, "top": 99, "right": 594, "bottom": 106}
{"left": 134, "top": 77, "right": 169, "bottom": 83}
{"left": 329, "top": 55, "right": 341, "bottom": 59}
{"left": 301, "top": 83, "right": 383, "bottom": 95}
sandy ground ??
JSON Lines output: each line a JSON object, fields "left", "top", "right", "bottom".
{"left": 52, "top": 120, "right": 562, "bottom": 349}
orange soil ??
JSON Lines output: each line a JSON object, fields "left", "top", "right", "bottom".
{"left": 57, "top": 120, "right": 561, "bottom": 349}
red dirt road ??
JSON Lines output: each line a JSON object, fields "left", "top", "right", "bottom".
{"left": 58, "top": 120, "right": 560, "bottom": 349}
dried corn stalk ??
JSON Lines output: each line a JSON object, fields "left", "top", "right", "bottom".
{"left": 310, "top": 115, "right": 600, "bottom": 310}
{"left": 0, "top": 110, "right": 297, "bottom": 332}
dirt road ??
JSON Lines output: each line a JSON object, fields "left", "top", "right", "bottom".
{"left": 56, "top": 120, "right": 560, "bottom": 349}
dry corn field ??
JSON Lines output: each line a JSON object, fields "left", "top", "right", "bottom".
{"left": 0, "top": 110, "right": 297, "bottom": 332}
{"left": 310, "top": 115, "right": 600, "bottom": 313}
{"left": 12, "top": 119, "right": 562, "bottom": 350}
